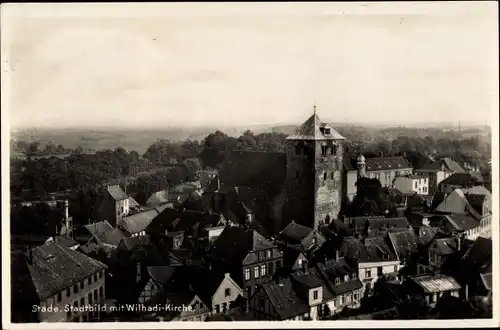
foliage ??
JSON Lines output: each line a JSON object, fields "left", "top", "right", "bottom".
{"left": 344, "top": 178, "right": 396, "bottom": 217}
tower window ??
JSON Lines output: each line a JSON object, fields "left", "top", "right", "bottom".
{"left": 324, "top": 172, "right": 327, "bottom": 181}
{"left": 324, "top": 128, "right": 331, "bottom": 135}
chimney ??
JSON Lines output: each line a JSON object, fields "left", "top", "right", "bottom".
{"left": 64, "top": 199, "right": 69, "bottom": 222}
{"left": 334, "top": 250, "right": 340, "bottom": 261}
{"left": 217, "top": 176, "right": 221, "bottom": 191}
{"left": 224, "top": 272, "right": 229, "bottom": 279}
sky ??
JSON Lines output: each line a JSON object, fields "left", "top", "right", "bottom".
{"left": 2, "top": 2, "right": 498, "bottom": 129}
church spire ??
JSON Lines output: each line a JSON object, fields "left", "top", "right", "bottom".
{"left": 313, "top": 104, "right": 316, "bottom": 116}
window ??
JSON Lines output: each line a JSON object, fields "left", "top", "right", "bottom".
{"left": 414, "top": 181, "right": 418, "bottom": 189}
{"left": 224, "top": 288, "right": 231, "bottom": 297}
{"left": 335, "top": 277, "right": 340, "bottom": 285}
{"left": 66, "top": 308, "right": 71, "bottom": 319}
{"left": 80, "top": 281, "right": 84, "bottom": 289}
{"left": 276, "top": 261, "right": 282, "bottom": 269}
{"left": 73, "top": 284, "right": 79, "bottom": 294}
{"left": 394, "top": 265, "right": 398, "bottom": 272}
{"left": 245, "top": 268, "right": 251, "bottom": 280}
{"left": 344, "top": 275, "right": 349, "bottom": 282}
{"left": 215, "top": 304, "right": 220, "bottom": 314}
{"left": 268, "top": 263, "right": 274, "bottom": 275}
{"left": 261, "top": 264, "right": 266, "bottom": 276}
{"left": 313, "top": 290, "right": 318, "bottom": 300}
{"left": 352, "top": 273, "right": 357, "bottom": 279}
{"left": 298, "top": 259, "right": 303, "bottom": 266}
{"left": 324, "top": 128, "right": 331, "bottom": 135}
{"left": 88, "top": 277, "right": 92, "bottom": 285}
{"left": 99, "top": 270, "right": 103, "bottom": 279}
{"left": 94, "top": 273, "right": 98, "bottom": 282}
{"left": 80, "top": 297, "right": 85, "bottom": 306}
{"left": 365, "top": 269, "right": 371, "bottom": 278}
{"left": 321, "top": 145, "right": 327, "bottom": 156}
{"left": 88, "top": 293, "right": 93, "bottom": 304}
{"left": 74, "top": 301, "right": 78, "bottom": 309}
{"left": 267, "top": 250, "right": 271, "bottom": 259}
{"left": 66, "top": 288, "right": 71, "bottom": 297}
{"left": 99, "top": 286, "right": 103, "bottom": 298}
{"left": 312, "top": 237, "right": 317, "bottom": 245}
{"left": 324, "top": 172, "right": 327, "bottom": 180}
{"left": 331, "top": 172, "right": 334, "bottom": 179}
{"left": 341, "top": 295, "right": 345, "bottom": 304}
{"left": 377, "top": 267, "right": 383, "bottom": 276}
{"left": 295, "top": 145, "right": 301, "bottom": 155}
{"left": 57, "top": 293, "right": 62, "bottom": 302}
{"left": 254, "top": 266, "right": 260, "bottom": 278}
{"left": 94, "top": 290, "right": 98, "bottom": 302}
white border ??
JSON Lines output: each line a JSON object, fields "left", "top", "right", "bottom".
{"left": 1, "top": 2, "right": 499, "bottom": 329}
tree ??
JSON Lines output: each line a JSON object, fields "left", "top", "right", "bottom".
{"left": 182, "top": 158, "right": 203, "bottom": 181}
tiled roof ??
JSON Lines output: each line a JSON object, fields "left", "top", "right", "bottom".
{"left": 85, "top": 221, "right": 126, "bottom": 246}
{"left": 217, "top": 150, "right": 286, "bottom": 188}
{"left": 147, "top": 208, "right": 220, "bottom": 234}
{"left": 388, "top": 230, "right": 418, "bottom": 260}
{"left": 417, "top": 226, "right": 444, "bottom": 246}
{"left": 364, "top": 237, "right": 399, "bottom": 262}
{"left": 461, "top": 237, "right": 492, "bottom": 270}
{"left": 418, "top": 158, "right": 466, "bottom": 173}
{"left": 364, "top": 157, "right": 412, "bottom": 171}
{"left": 367, "top": 217, "right": 410, "bottom": 231}
{"left": 107, "top": 185, "right": 129, "bottom": 201}
{"left": 410, "top": 274, "right": 461, "bottom": 293}
{"left": 209, "top": 226, "right": 275, "bottom": 264}
{"left": 279, "top": 221, "right": 313, "bottom": 243}
{"left": 128, "top": 197, "right": 140, "bottom": 208}
{"left": 52, "top": 236, "right": 80, "bottom": 248}
{"left": 290, "top": 269, "right": 324, "bottom": 289}
{"left": 286, "top": 114, "right": 345, "bottom": 141}
{"left": 444, "top": 214, "right": 479, "bottom": 232}
{"left": 25, "top": 241, "right": 106, "bottom": 301}
{"left": 433, "top": 238, "right": 459, "bottom": 256}
{"left": 121, "top": 209, "right": 160, "bottom": 235}
{"left": 146, "top": 191, "right": 169, "bottom": 208}
{"left": 465, "top": 193, "right": 487, "bottom": 216}
{"left": 262, "top": 277, "right": 310, "bottom": 320}
{"left": 435, "top": 189, "right": 482, "bottom": 219}
{"left": 439, "top": 173, "right": 478, "bottom": 187}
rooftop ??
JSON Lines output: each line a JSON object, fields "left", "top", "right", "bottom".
{"left": 279, "top": 221, "right": 314, "bottom": 243}
{"left": 410, "top": 274, "right": 462, "bottom": 293}
{"left": 107, "top": 185, "right": 129, "bottom": 201}
{"left": 286, "top": 113, "right": 345, "bottom": 141}
{"left": 262, "top": 277, "right": 310, "bottom": 320}
{"left": 22, "top": 241, "right": 106, "bottom": 301}
{"left": 120, "top": 209, "right": 160, "bottom": 235}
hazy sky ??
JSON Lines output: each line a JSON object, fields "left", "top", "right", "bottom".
{"left": 2, "top": 2, "right": 498, "bottom": 129}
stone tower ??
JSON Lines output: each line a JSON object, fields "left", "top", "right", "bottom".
{"left": 285, "top": 109, "right": 345, "bottom": 230}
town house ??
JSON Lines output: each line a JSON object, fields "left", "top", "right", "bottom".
{"left": 95, "top": 185, "right": 139, "bottom": 228}
{"left": 415, "top": 157, "right": 466, "bottom": 195}
{"left": 11, "top": 241, "right": 107, "bottom": 323}
{"left": 207, "top": 226, "right": 283, "bottom": 298}
{"left": 402, "top": 274, "right": 462, "bottom": 307}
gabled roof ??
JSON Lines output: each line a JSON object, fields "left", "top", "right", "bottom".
{"left": 364, "top": 237, "right": 399, "bottom": 263}
{"left": 107, "top": 185, "right": 129, "bottom": 201}
{"left": 279, "top": 221, "right": 314, "bottom": 243}
{"left": 147, "top": 208, "right": 220, "bottom": 234}
{"left": 128, "top": 197, "right": 140, "bottom": 208}
{"left": 364, "top": 157, "right": 412, "bottom": 171}
{"left": 85, "top": 221, "right": 126, "bottom": 246}
{"left": 417, "top": 226, "right": 444, "bottom": 247}
{"left": 439, "top": 173, "right": 478, "bottom": 187}
{"left": 443, "top": 214, "right": 479, "bottom": 232}
{"left": 432, "top": 237, "right": 460, "bottom": 256}
{"left": 388, "top": 230, "right": 418, "bottom": 260}
{"left": 261, "top": 277, "right": 310, "bottom": 320}
{"left": 461, "top": 237, "right": 492, "bottom": 271}
{"left": 120, "top": 209, "right": 160, "bottom": 235}
{"left": 435, "top": 189, "right": 482, "bottom": 220}
{"left": 23, "top": 241, "right": 106, "bottom": 301}
{"left": 286, "top": 114, "right": 345, "bottom": 141}
{"left": 146, "top": 191, "right": 169, "bottom": 208}
{"left": 367, "top": 217, "right": 410, "bottom": 231}
{"left": 418, "top": 158, "right": 466, "bottom": 173}
{"left": 209, "top": 226, "right": 276, "bottom": 264}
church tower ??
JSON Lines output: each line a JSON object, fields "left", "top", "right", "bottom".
{"left": 285, "top": 107, "right": 345, "bottom": 230}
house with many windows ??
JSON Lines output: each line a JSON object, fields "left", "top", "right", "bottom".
{"left": 207, "top": 226, "right": 283, "bottom": 298}
{"left": 11, "top": 241, "right": 107, "bottom": 323}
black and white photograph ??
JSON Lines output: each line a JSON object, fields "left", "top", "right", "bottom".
{"left": 1, "top": 2, "right": 498, "bottom": 328}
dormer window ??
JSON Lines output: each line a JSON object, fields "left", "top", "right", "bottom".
{"left": 324, "top": 128, "right": 331, "bottom": 135}
{"left": 335, "top": 277, "right": 340, "bottom": 285}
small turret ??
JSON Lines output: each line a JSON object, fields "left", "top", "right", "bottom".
{"left": 356, "top": 153, "right": 366, "bottom": 178}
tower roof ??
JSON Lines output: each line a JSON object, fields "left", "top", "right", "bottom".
{"left": 286, "top": 114, "right": 345, "bottom": 141}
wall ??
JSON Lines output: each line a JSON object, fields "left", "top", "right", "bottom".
{"left": 242, "top": 248, "right": 283, "bottom": 298}
{"left": 175, "top": 295, "right": 211, "bottom": 321}
{"left": 313, "top": 141, "right": 344, "bottom": 229}
{"left": 38, "top": 269, "right": 106, "bottom": 322}
{"left": 211, "top": 274, "right": 243, "bottom": 314}
{"left": 249, "top": 286, "right": 278, "bottom": 320}
{"left": 358, "top": 262, "right": 400, "bottom": 295}
{"left": 345, "top": 171, "right": 358, "bottom": 202}
{"left": 440, "top": 183, "right": 461, "bottom": 194}
{"left": 367, "top": 169, "right": 412, "bottom": 187}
